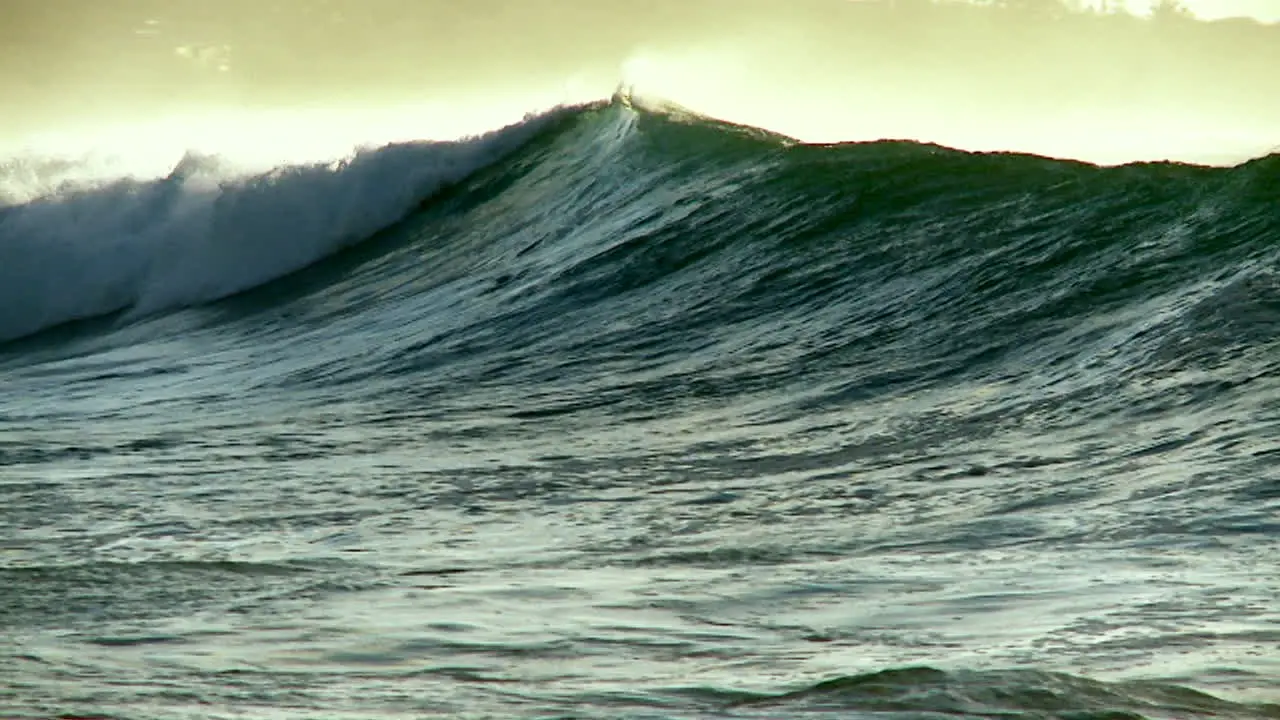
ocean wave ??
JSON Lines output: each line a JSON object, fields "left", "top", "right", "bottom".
{"left": 2, "top": 96, "right": 1277, "bottom": 387}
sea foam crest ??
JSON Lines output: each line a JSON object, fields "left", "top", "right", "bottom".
{"left": 0, "top": 109, "right": 566, "bottom": 344}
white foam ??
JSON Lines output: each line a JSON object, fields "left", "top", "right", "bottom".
{"left": 0, "top": 108, "right": 567, "bottom": 343}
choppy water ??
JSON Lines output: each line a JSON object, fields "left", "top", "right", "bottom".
{"left": 2, "top": 97, "right": 1278, "bottom": 719}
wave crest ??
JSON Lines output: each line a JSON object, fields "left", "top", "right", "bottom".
{"left": 0, "top": 107, "right": 571, "bottom": 344}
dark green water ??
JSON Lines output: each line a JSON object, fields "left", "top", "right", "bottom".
{"left": 2, "top": 98, "right": 1278, "bottom": 719}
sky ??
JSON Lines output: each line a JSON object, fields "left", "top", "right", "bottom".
{"left": 1132, "top": 0, "right": 1280, "bottom": 20}
{"left": 1, "top": 0, "right": 1277, "bottom": 167}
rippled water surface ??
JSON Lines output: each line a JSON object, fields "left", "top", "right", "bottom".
{"left": 3, "top": 100, "right": 1279, "bottom": 719}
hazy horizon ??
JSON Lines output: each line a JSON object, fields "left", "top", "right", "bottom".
{"left": 3, "top": 0, "right": 1278, "bottom": 166}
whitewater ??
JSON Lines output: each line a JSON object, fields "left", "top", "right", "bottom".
{"left": 0, "top": 106, "right": 572, "bottom": 343}
{"left": 2, "top": 96, "right": 1278, "bottom": 720}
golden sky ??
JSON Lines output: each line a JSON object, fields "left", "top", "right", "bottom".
{"left": 1147, "top": 0, "right": 1280, "bottom": 20}
{"left": 2, "top": 0, "right": 1277, "bottom": 166}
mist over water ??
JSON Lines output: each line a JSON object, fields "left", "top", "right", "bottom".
{"left": 3, "top": 0, "right": 1279, "bottom": 164}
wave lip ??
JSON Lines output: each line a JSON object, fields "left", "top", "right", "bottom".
{"left": 0, "top": 106, "right": 574, "bottom": 345}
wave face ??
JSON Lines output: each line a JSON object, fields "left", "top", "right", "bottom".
{"left": 2, "top": 100, "right": 1278, "bottom": 719}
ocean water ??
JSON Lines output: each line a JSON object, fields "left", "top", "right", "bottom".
{"left": 2, "top": 97, "right": 1278, "bottom": 719}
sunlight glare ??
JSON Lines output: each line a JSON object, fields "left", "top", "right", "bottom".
{"left": 3, "top": 92, "right": 589, "bottom": 185}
